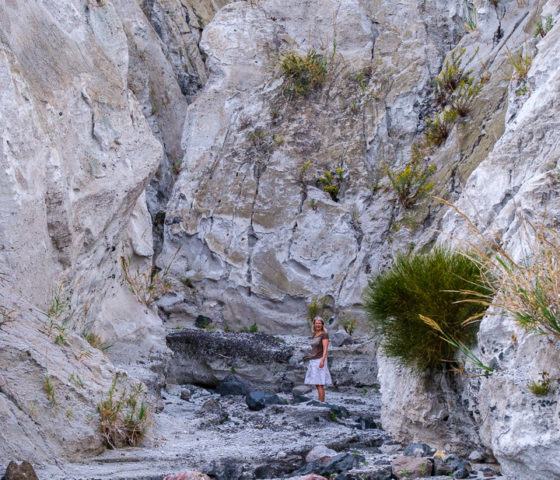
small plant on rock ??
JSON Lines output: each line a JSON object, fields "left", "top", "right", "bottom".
{"left": 450, "top": 80, "right": 484, "bottom": 117}
{"left": 83, "top": 331, "right": 113, "bottom": 353}
{"left": 280, "top": 49, "right": 328, "bottom": 97}
{"left": 425, "top": 108, "right": 458, "bottom": 147}
{"left": 340, "top": 313, "right": 358, "bottom": 335}
{"left": 121, "top": 256, "right": 174, "bottom": 306}
{"left": 386, "top": 143, "right": 436, "bottom": 209}
{"left": 307, "top": 296, "right": 331, "bottom": 327}
{"left": 363, "top": 248, "right": 492, "bottom": 371}
{"left": 505, "top": 47, "right": 533, "bottom": 80}
{"left": 45, "top": 375, "right": 56, "bottom": 406}
{"left": 98, "top": 375, "right": 150, "bottom": 449}
{"left": 528, "top": 371, "right": 551, "bottom": 396}
{"left": 0, "top": 307, "right": 14, "bottom": 328}
{"left": 534, "top": 14, "right": 553, "bottom": 38}
{"left": 317, "top": 168, "right": 344, "bottom": 201}
{"left": 433, "top": 48, "right": 473, "bottom": 107}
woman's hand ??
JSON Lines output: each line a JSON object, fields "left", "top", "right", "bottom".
{"left": 319, "top": 359, "right": 325, "bottom": 368}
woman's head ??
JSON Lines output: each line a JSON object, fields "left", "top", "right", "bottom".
{"left": 313, "top": 316, "right": 325, "bottom": 333}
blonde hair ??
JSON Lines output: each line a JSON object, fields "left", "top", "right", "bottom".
{"left": 312, "top": 316, "right": 327, "bottom": 334}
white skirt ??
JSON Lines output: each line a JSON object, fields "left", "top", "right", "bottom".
{"left": 304, "top": 358, "right": 333, "bottom": 386}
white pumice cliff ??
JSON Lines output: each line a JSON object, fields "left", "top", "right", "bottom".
{"left": 1, "top": 0, "right": 560, "bottom": 479}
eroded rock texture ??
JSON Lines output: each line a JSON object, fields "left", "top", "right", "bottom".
{"left": 157, "top": 0, "right": 476, "bottom": 333}
{"left": 0, "top": 0, "right": 170, "bottom": 462}
{"left": 378, "top": 0, "right": 560, "bottom": 478}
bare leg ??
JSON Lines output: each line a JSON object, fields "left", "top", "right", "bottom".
{"left": 317, "top": 385, "right": 325, "bottom": 402}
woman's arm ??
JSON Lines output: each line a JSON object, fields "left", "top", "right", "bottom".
{"left": 319, "top": 337, "right": 329, "bottom": 368}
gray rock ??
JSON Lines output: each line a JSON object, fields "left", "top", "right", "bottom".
{"left": 403, "top": 442, "right": 436, "bottom": 457}
{"left": 391, "top": 456, "right": 433, "bottom": 479}
{"left": 245, "top": 391, "right": 285, "bottom": 411}
{"left": 305, "top": 445, "right": 338, "bottom": 463}
{"left": 5, "top": 461, "right": 39, "bottom": 480}
{"left": 180, "top": 389, "right": 192, "bottom": 401}
{"left": 293, "top": 385, "right": 313, "bottom": 395}
{"left": 330, "top": 330, "right": 354, "bottom": 347}
{"left": 468, "top": 450, "right": 485, "bottom": 462}
{"left": 296, "top": 453, "right": 365, "bottom": 477}
{"left": 216, "top": 374, "right": 250, "bottom": 396}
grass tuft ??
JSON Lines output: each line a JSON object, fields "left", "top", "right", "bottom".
{"left": 98, "top": 375, "right": 150, "bottom": 449}
{"left": 363, "top": 248, "right": 492, "bottom": 371}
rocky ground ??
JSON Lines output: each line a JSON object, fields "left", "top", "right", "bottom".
{"left": 12, "top": 333, "right": 503, "bottom": 480}
{"left": 29, "top": 383, "right": 503, "bottom": 480}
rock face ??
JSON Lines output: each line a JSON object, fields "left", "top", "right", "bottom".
{"left": 0, "top": 0, "right": 176, "bottom": 463}
{"left": 156, "top": 0, "right": 471, "bottom": 334}
{"left": 166, "top": 329, "right": 377, "bottom": 390}
{"left": 376, "top": 0, "right": 560, "bottom": 479}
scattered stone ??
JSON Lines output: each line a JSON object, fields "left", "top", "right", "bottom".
{"left": 245, "top": 390, "right": 285, "bottom": 411}
{"left": 295, "top": 453, "right": 364, "bottom": 477}
{"left": 198, "top": 399, "right": 228, "bottom": 425}
{"left": 293, "top": 393, "right": 311, "bottom": 404}
{"left": 305, "top": 445, "right": 338, "bottom": 463}
{"left": 216, "top": 374, "right": 250, "bottom": 396}
{"left": 307, "top": 400, "right": 349, "bottom": 418}
{"left": 180, "top": 389, "right": 192, "bottom": 401}
{"left": 453, "top": 464, "right": 470, "bottom": 479}
{"left": 379, "top": 444, "right": 401, "bottom": 455}
{"left": 333, "top": 467, "right": 392, "bottom": 480}
{"left": 163, "top": 472, "right": 211, "bottom": 480}
{"left": 482, "top": 466, "right": 499, "bottom": 477}
{"left": 354, "top": 415, "right": 379, "bottom": 430}
{"left": 293, "top": 385, "right": 313, "bottom": 395}
{"left": 204, "top": 459, "right": 243, "bottom": 480}
{"left": 330, "top": 329, "right": 354, "bottom": 347}
{"left": 468, "top": 450, "right": 485, "bottom": 462}
{"left": 5, "top": 461, "right": 39, "bottom": 480}
{"left": 391, "top": 456, "right": 433, "bottom": 479}
{"left": 402, "top": 442, "right": 436, "bottom": 457}
{"left": 433, "top": 456, "right": 454, "bottom": 476}
{"left": 195, "top": 315, "right": 212, "bottom": 329}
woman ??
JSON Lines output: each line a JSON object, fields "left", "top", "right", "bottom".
{"left": 304, "top": 316, "right": 332, "bottom": 402}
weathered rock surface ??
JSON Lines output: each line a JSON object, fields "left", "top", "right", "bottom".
{"left": 0, "top": 0, "right": 169, "bottom": 464}
{"left": 166, "top": 329, "right": 377, "bottom": 390}
{"left": 378, "top": 1, "right": 560, "bottom": 478}
{"left": 156, "top": 0, "right": 473, "bottom": 334}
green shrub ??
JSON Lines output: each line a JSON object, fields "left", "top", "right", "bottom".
{"left": 307, "top": 296, "right": 331, "bottom": 326}
{"left": 433, "top": 48, "right": 472, "bottom": 107}
{"left": 83, "top": 331, "right": 113, "bottom": 353}
{"left": 505, "top": 46, "right": 532, "bottom": 81}
{"left": 363, "top": 248, "right": 492, "bottom": 371}
{"left": 534, "top": 14, "right": 554, "bottom": 38}
{"left": 98, "top": 375, "right": 149, "bottom": 449}
{"left": 280, "top": 49, "right": 328, "bottom": 97}
{"left": 450, "top": 80, "right": 483, "bottom": 117}
{"left": 528, "top": 371, "right": 551, "bottom": 396}
{"left": 425, "top": 108, "right": 458, "bottom": 147}
{"left": 317, "top": 168, "right": 344, "bottom": 201}
{"left": 386, "top": 143, "right": 436, "bottom": 209}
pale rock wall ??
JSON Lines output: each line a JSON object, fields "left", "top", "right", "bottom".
{"left": 438, "top": 1, "right": 560, "bottom": 477}
{"left": 378, "top": 0, "right": 560, "bottom": 478}
{"left": 0, "top": 0, "right": 171, "bottom": 462}
{"left": 157, "top": 0, "right": 469, "bottom": 334}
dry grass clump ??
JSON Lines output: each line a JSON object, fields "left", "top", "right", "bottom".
{"left": 439, "top": 198, "right": 560, "bottom": 338}
{"left": 98, "top": 375, "right": 150, "bottom": 449}
{"left": 121, "top": 257, "right": 173, "bottom": 306}
{"left": 280, "top": 49, "right": 328, "bottom": 97}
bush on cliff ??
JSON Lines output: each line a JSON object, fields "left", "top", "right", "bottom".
{"left": 363, "top": 248, "right": 492, "bottom": 371}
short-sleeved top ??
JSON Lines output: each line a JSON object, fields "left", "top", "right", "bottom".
{"left": 310, "top": 332, "right": 329, "bottom": 360}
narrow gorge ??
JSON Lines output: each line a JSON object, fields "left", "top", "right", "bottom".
{"left": 1, "top": 0, "right": 560, "bottom": 479}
